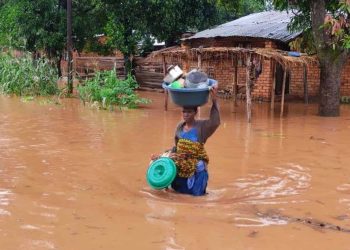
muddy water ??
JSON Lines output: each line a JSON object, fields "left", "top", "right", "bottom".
{"left": 0, "top": 93, "right": 350, "bottom": 250}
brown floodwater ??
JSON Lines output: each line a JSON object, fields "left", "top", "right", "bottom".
{"left": 0, "top": 92, "right": 350, "bottom": 250}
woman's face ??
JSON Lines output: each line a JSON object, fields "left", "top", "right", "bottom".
{"left": 182, "top": 108, "right": 196, "bottom": 123}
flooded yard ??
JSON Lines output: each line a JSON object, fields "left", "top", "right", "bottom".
{"left": 0, "top": 92, "right": 350, "bottom": 250}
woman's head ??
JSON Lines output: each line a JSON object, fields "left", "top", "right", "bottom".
{"left": 182, "top": 106, "right": 198, "bottom": 123}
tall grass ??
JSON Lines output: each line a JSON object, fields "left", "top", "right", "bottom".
{"left": 0, "top": 52, "right": 59, "bottom": 96}
{"left": 77, "top": 70, "right": 150, "bottom": 110}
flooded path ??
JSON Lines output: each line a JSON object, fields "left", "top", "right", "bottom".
{"left": 0, "top": 93, "right": 350, "bottom": 250}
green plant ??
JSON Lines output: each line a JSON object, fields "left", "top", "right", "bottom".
{"left": 0, "top": 52, "right": 59, "bottom": 96}
{"left": 77, "top": 69, "right": 150, "bottom": 110}
{"left": 340, "top": 96, "right": 350, "bottom": 104}
{"left": 273, "top": 0, "right": 350, "bottom": 116}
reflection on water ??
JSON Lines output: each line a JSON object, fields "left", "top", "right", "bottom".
{"left": 1, "top": 94, "right": 350, "bottom": 249}
{"left": 0, "top": 189, "right": 12, "bottom": 216}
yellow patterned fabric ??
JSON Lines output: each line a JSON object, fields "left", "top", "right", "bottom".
{"left": 173, "top": 139, "right": 209, "bottom": 178}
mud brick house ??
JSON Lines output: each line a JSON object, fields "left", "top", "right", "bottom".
{"left": 61, "top": 34, "right": 125, "bottom": 79}
{"left": 148, "top": 11, "right": 350, "bottom": 102}
{"left": 72, "top": 50, "right": 125, "bottom": 79}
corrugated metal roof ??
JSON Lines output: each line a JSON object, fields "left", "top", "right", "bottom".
{"left": 184, "top": 11, "right": 301, "bottom": 43}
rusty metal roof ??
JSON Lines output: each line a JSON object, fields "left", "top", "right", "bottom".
{"left": 184, "top": 11, "right": 301, "bottom": 43}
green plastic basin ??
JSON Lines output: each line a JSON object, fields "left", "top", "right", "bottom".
{"left": 146, "top": 157, "right": 177, "bottom": 189}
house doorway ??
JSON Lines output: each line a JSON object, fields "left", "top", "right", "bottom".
{"left": 275, "top": 63, "right": 289, "bottom": 95}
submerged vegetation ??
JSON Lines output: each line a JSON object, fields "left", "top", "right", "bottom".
{"left": 0, "top": 51, "right": 148, "bottom": 110}
{"left": 77, "top": 70, "right": 150, "bottom": 110}
{"left": 0, "top": 52, "right": 59, "bottom": 96}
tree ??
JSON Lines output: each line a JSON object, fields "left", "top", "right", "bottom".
{"left": 0, "top": 0, "right": 266, "bottom": 77}
{"left": 0, "top": 0, "right": 107, "bottom": 76}
{"left": 147, "top": 0, "right": 265, "bottom": 47}
{"left": 0, "top": 0, "right": 66, "bottom": 75}
{"left": 101, "top": 0, "right": 150, "bottom": 75}
{"left": 101, "top": 0, "right": 266, "bottom": 74}
{"left": 0, "top": 1, "right": 22, "bottom": 48}
{"left": 101, "top": 0, "right": 221, "bottom": 73}
{"left": 218, "top": 0, "right": 265, "bottom": 17}
{"left": 273, "top": 0, "right": 350, "bottom": 116}
{"left": 71, "top": 0, "right": 109, "bottom": 53}
{"left": 146, "top": 0, "right": 219, "bottom": 46}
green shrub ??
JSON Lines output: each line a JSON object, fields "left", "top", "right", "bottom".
{"left": 340, "top": 96, "right": 350, "bottom": 104}
{"left": 0, "top": 52, "right": 59, "bottom": 96}
{"left": 77, "top": 70, "right": 150, "bottom": 110}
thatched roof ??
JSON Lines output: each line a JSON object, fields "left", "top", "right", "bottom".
{"left": 183, "top": 11, "right": 301, "bottom": 43}
{"left": 149, "top": 46, "right": 318, "bottom": 70}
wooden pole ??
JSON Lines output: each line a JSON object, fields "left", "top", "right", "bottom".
{"left": 198, "top": 50, "right": 203, "bottom": 116}
{"left": 162, "top": 54, "right": 167, "bottom": 75}
{"left": 164, "top": 88, "right": 169, "bottom": 111}
{"left": 233, "top": 56, "right": 238, "bottom": 107}
{"left": 197, "top": 52, "right": 202, "bottom": 70}
{"left": 246, "top": 53, "right": 252, "bottom": 123}
{"left": 67, "top": 0, "right": 73, "bottom": 94}
{"left": 270, "top": 60, "right": 276, "bottom": 111}
{"left": 183, "top": 48, "right": 190, "bottom": 73}
{"left": 303, "top": 64, "right": 308, "bottom": 104}
{"left": 280, "top": 68, "right": 287, "bottom": 117}
{"left": 162, "top": 55, "right": 168, "bottom": 111}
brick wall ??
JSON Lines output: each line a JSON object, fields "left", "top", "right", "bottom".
{"left": 252, "top": 59, "right": 274, "bottom": 99}
{"left": 288, "top": 63, "right": 320, "bottom": 98}
{"left": 164, "top": 53, "right": 350, "bottom": 100}
{"left": 179, "top": 55, "right": 273, "bottom": 100}
{"left": 341, "top": 58, "right": 350, "bottom": 96}
{"left": 163, "top": 37, "right": 350, "bottom": 100}
{"left": 288, "top": 57, "right": 350, "bottom": 99}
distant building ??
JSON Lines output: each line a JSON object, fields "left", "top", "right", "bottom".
{"left": 148, "top": 11, "right": 350, "bottom": 101}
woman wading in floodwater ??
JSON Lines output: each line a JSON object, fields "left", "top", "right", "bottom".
{"left": 151, "top": 86, "right": 220, "bottom": 196}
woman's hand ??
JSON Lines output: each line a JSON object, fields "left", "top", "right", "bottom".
{"left": 150, "top": 154, "right": 160, "bottom": 161}
{"left": 151, "top": 151, "right": 177, "bottom": 161}
{"left": 210, "top": 84, "right": 218, "bottom": 102}
{"left": 168, "top": 152, "right": 177, "bottom": 159}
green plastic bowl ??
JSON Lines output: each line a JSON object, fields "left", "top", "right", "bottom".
{"left": 146, "top": 157, "right": 177, "bottom": 190}
{"left": 170, "top": 80, "right": 183, "bottom": 89}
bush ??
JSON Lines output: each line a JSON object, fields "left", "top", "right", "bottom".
{"left": 0, "top": 52, "right": 59, "bottom": 96}
{"left": 340, "top": 96, "right": 350, "bottom": 104}
{"left": 77, "top": 70, "right": 150, "bottom": 110}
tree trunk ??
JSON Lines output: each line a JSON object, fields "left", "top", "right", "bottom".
{"left": 310, "top": 0, "right": 349, "bottom": 116}
{"left": 124, "top": 54, "right": 131, "bottom": 77}
{"left": 165, "top": 36, "right": 178, "bottom": 47}
{"left": 56, "top": 54, "right": 62, "bottom": 77}
{"left": 318, "top": 54, "right": 346, "bottom": 116}
{"left": 123, "top": 25, "right": 134, "bottom": 77}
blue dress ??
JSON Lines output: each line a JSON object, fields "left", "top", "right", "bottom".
{"left": 171, "top": 128, "right": 209, "bottom": 196}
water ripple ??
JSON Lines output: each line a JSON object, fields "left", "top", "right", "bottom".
{"left": 337, "top": 182, "right": 350, "bottom": 210}
{"left": 0, "top": 189, "right": 12, "bottom": 216}
{"left": 140, "top": 163, "right": 311, "bottom": 207}
{"left": 233, "top": 163, "right": 311, "bottom": 204}
{"left": 234, "top": 215, "right": 289, "bottom": 227}
{"left": 337, "top": 183, "right": 350, "bottom": 192}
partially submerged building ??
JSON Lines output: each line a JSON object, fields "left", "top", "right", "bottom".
{"left": 145, "top": 11, "right": 350, "bottom": 103}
